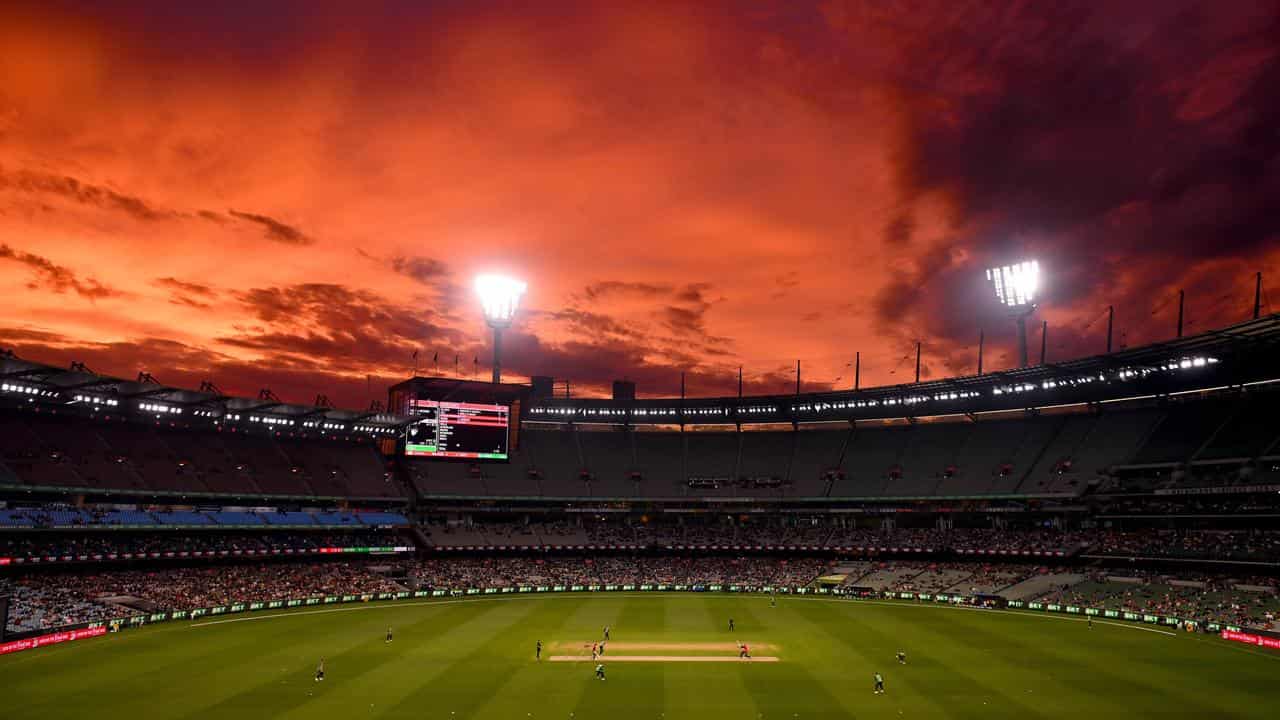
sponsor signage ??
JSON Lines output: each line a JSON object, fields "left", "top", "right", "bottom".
{"left": 1156, "top": 484, "right": 1280, "bottom": 496}
{"left": 0, "top": 626, "right": 107, "bottom": 656}
{"left": 1221, "top": 630, "right": 1280, "bottom": 650}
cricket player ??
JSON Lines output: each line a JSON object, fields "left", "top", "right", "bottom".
{"left": 603, "top": 626, "right": 611, "bottom": 640}
{"left": 728, "top": 618, "right": 735, "bottom": 631}
{"left": 595, "top": 663, "right": 606, "bottom": 681}
{"left": 315, "top": 658, "right": 326, "bottom": 682}
{"left": 536, "top": 640, "right": 542, "bottom": 660}
{"left": 386, "top": 626, "right": 393, "bottom": 643}
{"left": 896, "top": 650, "right": 906, "bottom": 665}
{"left": 874, "top": 672, "right": 884, "bottom": 694}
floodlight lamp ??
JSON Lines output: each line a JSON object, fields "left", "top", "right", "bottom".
{"left": 475, "top": 274, "right": 526, "bottom": 327}
{"left": 986, "top": 260, "right": 1039, "bottom": 308}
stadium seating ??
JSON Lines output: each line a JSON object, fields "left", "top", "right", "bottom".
{"left": 789, "top": 428, "right": 846, "bottom": 496}
{"left": 577, "top": 428, "right": 638, "bottom": 497}
{"left": 209, "top": 511, "right": 263, "bottom": 525}
{"left": 1130, "top": 399, "right": 1234, "bottom": 465}
{"left": 3, "top": 391, "right": 1274, "bottom": 513}
{"left": 1196, "top": 394, "right": 1280, "bottom": 460}
{"left": 0, "top": 412, "right": 405, "bottom": 500}
{"left": 5, "top": 387, "right": 1277, "bottom": 502}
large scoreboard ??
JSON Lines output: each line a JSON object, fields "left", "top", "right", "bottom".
{"left": 404, "top": 399, "right": 510, "bottom": 459}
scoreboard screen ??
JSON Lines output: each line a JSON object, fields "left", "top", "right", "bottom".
{"left": 404, "top": 400, "right": 509, "bottom": 459}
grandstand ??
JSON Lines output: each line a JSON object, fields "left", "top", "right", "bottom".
{"left": 1, "top": 313, "right": 1279, "bottom": 654}
{"left": 0, "top": 315, "right": 1277, "bottom": 504}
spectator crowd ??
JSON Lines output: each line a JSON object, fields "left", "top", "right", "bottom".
{"left": 1, "top": 531, "right": 405, "bottom": 562}
{"left": 4, "top": 554, "right": 1277, "bottom": 636}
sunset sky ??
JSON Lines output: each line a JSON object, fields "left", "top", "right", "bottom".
{"left": 1, "top": 0, "right": 1278, "bottom": 407}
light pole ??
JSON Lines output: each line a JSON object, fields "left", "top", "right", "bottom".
{"left": 985, "top": 260, "right": 1040, "bottom": 368}
{"left": 475, "top": 274, "right": 526, "bottom": 384}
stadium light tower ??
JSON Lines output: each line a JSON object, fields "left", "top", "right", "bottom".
{"left": 985, "top": 260, "right": 1040, "bottom": 368}
{"left": 475, "top": 273, "right": 526, "bottom": 384}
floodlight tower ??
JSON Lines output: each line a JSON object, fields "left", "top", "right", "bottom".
{"left": 985, "top": 260, "right": 1040, "bottom": 368}
{"left": 475, "top": 274, "right": 527, "bottom": 384}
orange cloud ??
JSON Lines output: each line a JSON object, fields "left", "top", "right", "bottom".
{"left": 0, "top": 1, "right": 1277, "bottom": 407}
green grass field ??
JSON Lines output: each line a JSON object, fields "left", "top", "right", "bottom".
{"left": 4, "top": 594, "right": 1277, "bottom": 719}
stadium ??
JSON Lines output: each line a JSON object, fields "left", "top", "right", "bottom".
{"left": 4, "top": 2, "right": 1280, "bottom": 718}
{"left": 3, "top": 300, "right": 1280, "bottom": 718}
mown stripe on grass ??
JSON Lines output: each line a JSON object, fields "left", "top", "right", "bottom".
{"left": 665, "top": 595, "right": 765, "bottom": 719}
{"left": 786, "top": 598, "right": 972, "bottom": 719}
{"left": 7, "top": 603, "right": 347, "bottom": 720}
{"left": 725, "top": 598, "right": 858, "bottom": 720}
{"left": 469, "top": 595, "right": 624, "bottom": 718}
{"left": 894, "top": 602, "right": 1194, "bottom": 719}
{"left": 180, "top": 601, "right": 491, "bottom": 720}
{"left": 836, "top": 600, "right": 1063, "bottom": 718}
{"left": 323, "top": 598, "right": 551, "bottom": 720}
{"left": 570, "top": 597, "right": 667, "bottom": 719}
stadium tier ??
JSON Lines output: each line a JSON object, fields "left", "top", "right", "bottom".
{"left": 1, "top": 315, "right": 1278, "bottom": 503}
{"left": 407, "top": 388, "right": 1280, "bottom": 499}
{"left": 2, "top": 315, "right": 1279, "bottom": 664}
{"left": 0, "top": 415, "right": 400, "bottom": 500}
{"left": 0, "top": 507, "right": 409, "bottom": 530}
{"left": 3, "top": 554, "right": 1278, "bottom": 636}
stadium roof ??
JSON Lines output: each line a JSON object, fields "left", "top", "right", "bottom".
{"left": 2, "top": 313, "right": 1279, "bottom": 430}
{"left": 527, "top": 313, "right": 1280, "bottom": 424}
{"left": 0, "top": 357, "right": 406, "bottom": 437}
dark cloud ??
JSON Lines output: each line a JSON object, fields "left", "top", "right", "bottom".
{"left": 0, "top": 244, "right": 122, "bottom": 299}
{"left": 497, "top": 327, "right": 808, "bottom": 399}
{"left": 222, "top": 282, "right": 467, "bottom": 372}
{"left": 168, "top": 295, "right": 211, "bottom": 310}
{"left": 567, "top": 279, "right": 727, "bottom": 347}
{"left": 883, "top": 213, "right": 914, "bottom": 247}
{"left": 581, "top": 281, "right": 680, "bottom": 301}
{"left": 660, "top": 305, "right": 707, "bottom": 335}
{"left": 356, "top": 250, "right": 463, "bottom": 308}
{"left": 153, "top": 277, "right": 216, "bottom": 297}
{"left": 387, "top": 254, "right": 449, "bottom": 284}
{"left": 874, "top": 1, "right": 1280, "bottom": 362}
{"left": 0, "top": 167, "right": 323, "bottom": 254}
{"left": 227, "top": 209, "right": 314, "bottom": 245}
{"left": 0, "top": 167, "right": 169, "bottom": 222}
{"left": 542, "top": 308, "right": 645, "bottom": 342}
{"left": 0, "top": 328, "right": 394, "bottom": 408}
{"left": 672, "top": 282, "right": 714, "bottom": 305}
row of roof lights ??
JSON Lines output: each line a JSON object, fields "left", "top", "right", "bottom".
{"left": 1, "top": 383, "right": 58, "bottom": 398}
{"left": 72, "top": 394, "right": 119, "bottom": 407}
{"left": 3, "top": 384, "right": 387, "bottom": 435}
{"left": 4, "top": 352, "right": 1225, "bottom": 424}
{"left": 138, "top": 402, "right": 181, "bottom": 414}
{"left": 528, "top": 357, "right": 1220, "bottom": 418}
